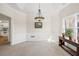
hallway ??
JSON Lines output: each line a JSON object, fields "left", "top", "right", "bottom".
{"left": 0, "top": 41, "right": 70, "bottom": 56}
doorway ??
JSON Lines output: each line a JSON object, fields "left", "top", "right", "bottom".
{"left": 0, "top": 13, "right": 11, "bottom": 45}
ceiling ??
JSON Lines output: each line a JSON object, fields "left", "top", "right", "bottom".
{"left": 6, "top": 3, "right": 69, "bottom": 14}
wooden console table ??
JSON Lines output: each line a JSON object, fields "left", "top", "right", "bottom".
{"left": 59, "top": 37, "right": 79, "bottom": 56}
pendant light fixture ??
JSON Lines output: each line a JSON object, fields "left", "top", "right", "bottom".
{"left": 35, "top": 3, "right": 45, "bottom": 21}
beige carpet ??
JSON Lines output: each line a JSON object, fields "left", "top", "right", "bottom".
{"left": 0, "top": 41, "right": 70, "bottom": 56}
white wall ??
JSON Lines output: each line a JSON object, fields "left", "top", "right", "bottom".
{"left": 25, "top": 6, "right": 61, "bottom": 43}
{"left": 26, "top": 12, "right": 61, "bottom": 43}
{"left": 26, "top": 13, "right": 52, "bottom": 41}
{"left": 50, "top": 13, "right": 61, "bottom": 43}
{"left": 0, "top": 4, "right": 27, "bottom": 45}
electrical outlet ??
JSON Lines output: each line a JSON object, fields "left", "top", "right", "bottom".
{"left": 31, "top": 35, "right": 35, "bottom": 38}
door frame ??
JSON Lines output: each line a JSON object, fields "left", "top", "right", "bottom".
{"left": 0, "top": 13, "right": 11, "bottom": 44}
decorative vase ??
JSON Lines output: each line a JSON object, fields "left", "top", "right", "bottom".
{"left": 69, "top": 36, "right": 72, "bottom": 41}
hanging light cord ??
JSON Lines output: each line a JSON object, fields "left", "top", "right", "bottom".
{"left": 35, "top": 3, "right": 45, "bottom": 20}
{"left": 39, "top": 3, "right": 40, "bottom": 9}
{"left": 38, "top": 3, "right": 41, "bottom": 17}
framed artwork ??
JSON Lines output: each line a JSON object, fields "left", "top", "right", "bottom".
{"left": 35, "top": 22, "right": 42, "bottom": 28}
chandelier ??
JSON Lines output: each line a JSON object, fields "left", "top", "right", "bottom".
{"left": 34, "top": 4, "right": 45, "bottom": 21}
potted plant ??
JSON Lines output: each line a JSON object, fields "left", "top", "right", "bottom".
{"left": 65, "top": 28, "right": 73, "bottom": 40}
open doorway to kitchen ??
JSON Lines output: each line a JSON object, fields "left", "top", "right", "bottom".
{"left": 0, "top": 13, "right": 11, "bottom": 45}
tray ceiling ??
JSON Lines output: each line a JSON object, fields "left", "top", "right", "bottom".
{"left": 6, "top": 3, "right": 69, "bottom": 14}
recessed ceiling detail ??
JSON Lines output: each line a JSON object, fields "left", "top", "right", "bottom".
{"left": 7, "top": 3, "right": 69, "bottom": 14}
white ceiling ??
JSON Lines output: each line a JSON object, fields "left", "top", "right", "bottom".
{"left": 7, "top": 3, "right": 69, "bottom": 14}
